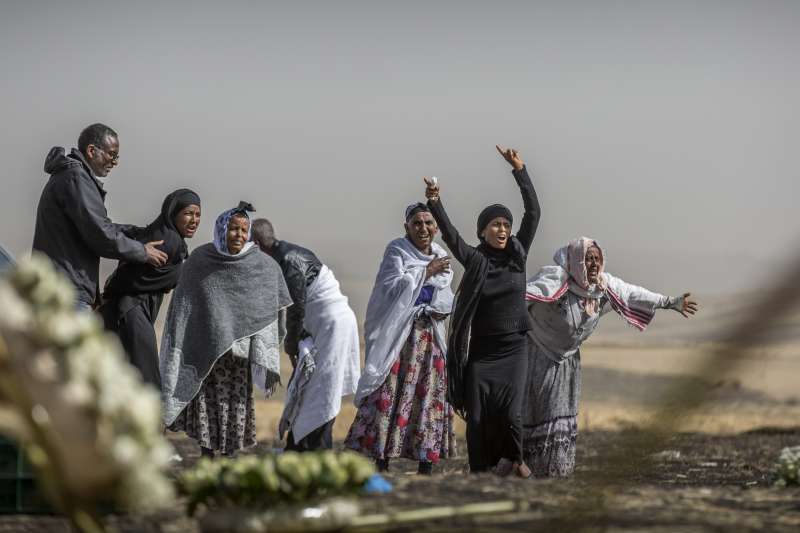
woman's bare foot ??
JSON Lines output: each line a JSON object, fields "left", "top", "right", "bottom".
{"left": 514, "top": 462, "right": 532, "bottom": 479}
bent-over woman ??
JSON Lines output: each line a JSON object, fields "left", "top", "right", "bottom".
{"left": 161, "top": 202, "right": 291, "bottom": 458}
{"left": 524, "top": 237, "right": 698, "bottom": 477}
{"left": 425, "top": 145, "right": 541, "bottom": 477}
{"left": 345, "top": 202, "right": 456, "bottom": 475}
{"left": 100, "top": 188, "right": 201, "bottom": 387}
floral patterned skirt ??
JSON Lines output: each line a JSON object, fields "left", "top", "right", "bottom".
{"left": 169, "top": 352, "right": 257, "bottom": 455}
{"left": 523, "top": 415, "right": 578, "bottom": 477}
{"left": 345, "top": 317, "right": 456, "bottom": 463}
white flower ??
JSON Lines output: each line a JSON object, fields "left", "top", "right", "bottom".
{"left": 111, "top": 436, "right": 141, "bottom": 468}
{"left": 30, "top": 351, "right": 59, "bottom": 382}
{"left": 9, "top": 255, "right": 74, "bottom": 311}
{"left": 125, "top": 388, "right": 162, "bottom": 433}
{"left": 62, "top": 381, "right": 94, "bottom": 407}
{"left": 0, "top": 283, "right": 33, "bottom": 331}
{"left": 118, "top": 462, "right": 175, "bottom": 511}
{"left": 0, "top": 258, "right": 177, "bottom": 513}
{"left": 37, "top": 311, "right": 99, "bottom": 347}
{"left": 775, "top": 445, "right": 800, "bottom": 486}
{"left": 26, "top": 266, "right": 60, "bottom": 307}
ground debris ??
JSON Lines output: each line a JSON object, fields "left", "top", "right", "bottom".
{"left": 2, "top": 428, "right": 799, "bottom": 532}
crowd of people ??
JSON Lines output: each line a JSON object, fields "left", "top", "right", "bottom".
{"left": 30, "top": 122, "right": 699, "bottom": 478}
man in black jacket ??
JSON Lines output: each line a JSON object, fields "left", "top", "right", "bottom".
{"left": 32, "top": 123, "right": 167, "bottom": 309}
{"left": 251, "top": 218, "right": 322, "bottom": 366}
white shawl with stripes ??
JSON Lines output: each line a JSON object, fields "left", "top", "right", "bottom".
{"left": 525, "top": 260, "right": 670, "bottom": 331}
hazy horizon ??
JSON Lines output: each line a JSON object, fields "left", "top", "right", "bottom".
{"left": 2, "top": 1, "right": 798, "bottom": 320}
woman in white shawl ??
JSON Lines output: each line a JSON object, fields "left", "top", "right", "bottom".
{"left": 524, "top": 237, "right": 698, "bottom": 477}
{"left": 345, "top": 203, "right": 456, "bottom": 475}
{"left": 161, "top": 202, "right": 291, "bottom": 458}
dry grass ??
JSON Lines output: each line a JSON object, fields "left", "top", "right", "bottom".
{"left": 253, "top": 341, "right": 800, "bottom": 443}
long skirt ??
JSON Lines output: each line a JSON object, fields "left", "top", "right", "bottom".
{"left": 522, "top": 344, "right": 581, "bottom": 477}
{"left": 101, "top": 293, "right": 163, "bottom": 388}
{"left": 464, "top": 330, "right": 528, "bottom": 472}
{"left": 345, "top": 317, "right": 456, "bottom": 463}
{"left": 168, "top": 352, "right": 257, "bottom": 455}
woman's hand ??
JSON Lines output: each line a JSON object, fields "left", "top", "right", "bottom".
{"left": 496, "top": 144, "right": 524, "bottom": 171}
{"left": 424, "top": 176, "right": 440, "bottom": 202}
{"left": 678, "top": 292, "right": 699, "bottom": 318}
{"left": 426, "top": 256, "right": 451, "bottom": 279}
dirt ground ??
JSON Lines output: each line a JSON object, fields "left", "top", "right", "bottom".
{"left": 1, "top": 341, "right": 798, "bottom": 532}
{"left": 1, "top": 427, "right": 797, "bottom": 532}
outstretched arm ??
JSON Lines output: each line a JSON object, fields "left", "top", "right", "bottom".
{"left": 424, "top": 177, "right": 475, "bottom": 267}
{"left": 496, "top": 145, "right": 541, "bottom": 252}
{"left": 663, "top": 292, "right": 699, "bottom": 318}
{"left": 605, "top": 273, "right": 699, "bottom": 319}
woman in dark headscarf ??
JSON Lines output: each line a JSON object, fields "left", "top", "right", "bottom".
{"left": 100, "top": 188, "right": 201, "bottom": 387}
{"left": 345, "top": 202, "right": 456, "bottom": 475}
{"left": 424, "top": 145, "right": 540, "bottom": 478}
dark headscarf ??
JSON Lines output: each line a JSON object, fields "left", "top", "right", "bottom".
{"left": 476, "top": 204, "right": 513, "bottom": 239}
{"left": 104, "top": 188, "right": 201, "bottom": 296}
{"left": 404, "top": 202, "right": 430, "bottom": 222}
{"left": 445, "top": 205, "right": 526, "bottom": 417}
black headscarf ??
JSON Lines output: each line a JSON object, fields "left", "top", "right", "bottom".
{"left": 476, "top": 204, "right": 513, "bottom": 239}
{"left": 104, "top": 188, "right": 201, "bottom": 296}
{"left": 404, "top": 202, "right": 430, "bottom": 222}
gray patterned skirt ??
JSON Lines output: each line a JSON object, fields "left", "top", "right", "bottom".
{"left": 522, "top": 342, "right": 581, "bottom": 477}
{"left": 523, "top": 416, "right": 578, "bottom": 477}
{"left": 169, "top": 352, "right": 257, "bottom": 455}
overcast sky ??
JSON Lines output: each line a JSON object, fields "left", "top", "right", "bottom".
{"left": 1, "top": 1, "right": 797, "bottom": 319}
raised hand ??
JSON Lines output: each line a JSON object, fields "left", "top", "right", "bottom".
{"left": 423, "top": 176, "right": 440, "bottom": 202}
{"left": 144, "top": 240, "right": 168, "bottom": 267}
{"left": 496, "top": 144, "right": 524, "bottom": 171}
{"left": 425, "top": 255, "right": 450, "bottom": 279}
{"left": 678, "top": 292, "right": 699, "bottom": 318}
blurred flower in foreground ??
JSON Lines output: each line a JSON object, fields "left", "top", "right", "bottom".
{"left": 0, "top": 254, "right": 174, "bottom": 532}
{"left": 774, "top": 445, "right": 799, "bottom": 487}
{"left": 179, "top": 450, "right": 375, "bottom": 516}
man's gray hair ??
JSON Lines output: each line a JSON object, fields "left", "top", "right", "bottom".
{"left": 251, "top": 218, "right": 276, "bottom": 247}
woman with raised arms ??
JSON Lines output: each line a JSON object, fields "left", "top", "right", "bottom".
{"left": 424, "top": 146, "right": 541, "bottom": 477}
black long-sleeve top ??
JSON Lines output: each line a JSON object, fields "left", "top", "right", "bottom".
{"left": 270, "top": 240, "right": 323, "bottom": 358}
{"left": 428, "top": 166, "right": 541, "bottom": 337}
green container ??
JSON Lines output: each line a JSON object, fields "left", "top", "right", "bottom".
{"left": 0, "top": 437, "right": 52, "bottom": 514}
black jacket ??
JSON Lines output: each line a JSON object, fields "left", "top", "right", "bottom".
{"left": 270, "top": 240, "right": 322, "bottom": 357}
{"left": 32, "top": 147, "right": 146, "bottom": 306}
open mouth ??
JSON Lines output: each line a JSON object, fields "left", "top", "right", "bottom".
{"left": 417, "top": 233, "right": 430, "bottom": 241}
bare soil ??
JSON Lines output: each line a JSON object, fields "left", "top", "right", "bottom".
{"left": 1, "top": 427, "right": 797, "bottom": 532}
{"left": 2, "top": 340, "right": 798, "bottom": 531}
